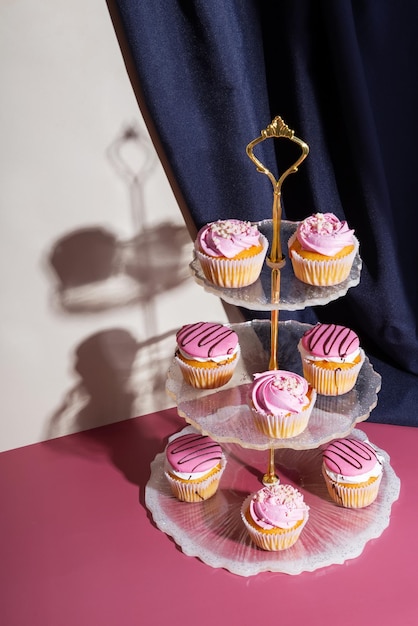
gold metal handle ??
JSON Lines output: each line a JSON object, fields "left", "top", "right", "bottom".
{"left": 246, "top": 116, "right": 309, "bottom": 265}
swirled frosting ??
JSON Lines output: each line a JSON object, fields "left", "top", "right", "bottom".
{"left": 251, "top": 370, "right": 310, "bottom": 417}
{"left": 322, "top": 438, "right": 384, "bottom": 483}
{"left": 249, "top": 484, "right": 309, "bottom": 530}
{"left": 176, "top": 322, "right": 239, "bottom": 362}
{"left": 166, "top": 433, "right": 223, "bottom": 479}
{"left": 197, "top": 219, "right": 261, "bottom": 258}
{"left": 299, "top": 323, "right": 361, "bottom": 363}
{"left": 296, "top": 213, "right": 354, "bottom": 256}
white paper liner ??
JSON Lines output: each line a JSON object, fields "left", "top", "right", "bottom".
{"left": 251, "top": 388, "right": 317, "bottom": 439}
{"left": 322, "top": 465, "right": 383, "bottom": 508}
{"left": 175, "top": 345, "right": 240, "bottom": 389}
{"left": 165, "top": 455, "right": 227, "bottom": 502}
{"left": 195, "top": 234, "right": 268, "bottom": 288}
{"left": 240, "top": 495, "right": 309, "bottom": 551}
{"left": 288, "top": 234, "right": 359, "bottom": 286}
{"left": 300, "top": 348, "right": 365, "bottom": 396}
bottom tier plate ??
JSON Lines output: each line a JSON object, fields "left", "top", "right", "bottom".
{"left": 145, "top": 426, "right": 400, "bottom": 576}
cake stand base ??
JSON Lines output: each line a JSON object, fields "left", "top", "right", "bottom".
{"left": 145, "top": 426, "right": 400, "bottom": 576}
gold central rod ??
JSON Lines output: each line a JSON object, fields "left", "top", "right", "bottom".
{"left": 263, "top": 447, "right": 277, "bottom": 486}
{"left": 246, "top": 116, "right": 309, "bottom": 487}
{"left": 270, "top": 190, "right": 283, "bottom": 264}
{"left": 269, "top": 269, "right": 280, "bottom": 370}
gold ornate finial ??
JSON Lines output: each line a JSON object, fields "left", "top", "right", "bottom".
{"left": 261, "top": 116, "right": 294, "bottom": 140}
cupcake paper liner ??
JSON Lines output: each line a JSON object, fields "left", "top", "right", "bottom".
{"left": 288, "top": 234, "right": 359, "bottom": 286}
{"left": 251, "top": 388, "right": 317, "bottom": 439}
{"left": 300, "top": 349, "right": 365, "bottom": 396}
{"left": 322, "top": 466, "right": 382, "bottom": 509}
{"left": 195, "top": 234, "right": 268, "bottom": 288}
{"left": 175, "top": 345, "right": 240, "bottom": 389}
{"left": 241, "top": 496, "right": 309, "bottom": 551}
{"left": 165, "top": 456, "right": 227, "bottom": 503}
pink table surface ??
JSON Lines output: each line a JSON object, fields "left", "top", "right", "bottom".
{"left": 0, "top": 408, "right": 416, "bottom": 626}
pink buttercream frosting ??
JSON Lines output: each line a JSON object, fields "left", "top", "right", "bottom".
{"left": 249, "top": 484, "right": 309, "bottom": 530}
{"left": 196, "top": 219, "right": 262, "bottom": 258}
{"left": 176, "top": 322, "right": 238, "bottom": 359}
{"left": 301, "top": 323, "right": 360, "bottom": 358}
{"left": 322, "top": 438, "right": 381, "bottom": 476}
{"left": 166, "top": 433, "right": 223, "bottom": 474}
{"left": 296, "top": 213, "right": 355, "bottom": 256}
{"left": 251, "top": 370, "right": 310, "bottom": 417}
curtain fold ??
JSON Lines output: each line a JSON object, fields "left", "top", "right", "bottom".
{"left": 113, "top": 0, "right": 276, "bottom": 229}
{"left": 110, "top": 0, "right": 418, "bottom": 424}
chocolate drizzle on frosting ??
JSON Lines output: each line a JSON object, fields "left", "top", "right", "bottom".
{"left": 177, "top": 322, "right": 236, "bottom": 357}
{"left": 323, "top": 438, "right": 379, "bottom": 474}
{"left": 304, "top": 323, "right": 358, "bottom": 358}
{"left": 167, "top": 434, "right": 223, "bottom": 473}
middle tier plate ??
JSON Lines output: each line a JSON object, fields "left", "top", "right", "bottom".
{"left": 166, "top": 320, "right": 381, "bottom": 451}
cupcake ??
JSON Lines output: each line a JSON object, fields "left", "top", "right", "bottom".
{"left": 250, "top": 370, "right": 316, "bottom": 439}
{"left": 288, "top": 212, "right": 359, "bottom": 286}
{"left": 241, "top": 483, "right": 309, "bottom": 551}
{"left": 175, "top": 321, "right": 240, "bottom": 389}
{"left": 164, "top": 432, "right": 227, "bottom": 502}
{"left": 322, "top": 437, "right": 384, "bottom": 508}
{"left": 194, "top": 219, "right": 268, "bottom": 288}
{"left": 298, "top": 323, "right": 365, "bottom": 396}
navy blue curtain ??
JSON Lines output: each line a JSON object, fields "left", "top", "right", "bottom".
{"left": 109, "top": 0, "right": 418, "bottom": 425}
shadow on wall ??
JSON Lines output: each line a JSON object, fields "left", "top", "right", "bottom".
{"left": 44, "top": 123, "right": 193, "bottom": 439}
{"left": 48, "top": 122, "right": 191, "bottom": 314}
{"left": 48, "top": 221, "right": 191, "bottom": 313}
{"left": 45, "top": 327, "right": 177, "bottom": 441}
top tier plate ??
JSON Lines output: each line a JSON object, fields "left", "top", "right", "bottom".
{"left": 190, "top": 220, "right": 362, "bottom": 311}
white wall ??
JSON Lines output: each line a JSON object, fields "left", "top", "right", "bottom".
{"left": 0, "top": 1, "right": 229, "bottom": 452}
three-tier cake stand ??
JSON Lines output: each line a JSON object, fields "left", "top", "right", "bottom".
{"left": 145, "top": 117, "right": 400, "bottom": 576}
